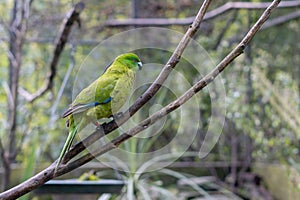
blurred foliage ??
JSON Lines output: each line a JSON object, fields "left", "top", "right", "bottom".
{"left": 253, "top": 163, "right": 300, "bottom": 200}
{"left": 0, "top": 0, "right": 299, "bottom": 198}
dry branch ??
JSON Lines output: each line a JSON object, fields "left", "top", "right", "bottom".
{"left": 19, "top": 2, "right": 84, "bottom": 103}
{"left": 0, "top": 0, "right": 281, "bottom": 199}
{"left": 262, "top": 9, "right": 300, "bottom": 29}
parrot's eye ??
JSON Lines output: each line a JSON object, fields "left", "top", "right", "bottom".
{"left": 131, "top": 58, "right": 142, "bottom": 67}
{"left": 137, "top": 61, "right": 142, "bottom": 70}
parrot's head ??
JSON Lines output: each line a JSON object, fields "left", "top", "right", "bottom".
{"left": 115, "top": 53, "right": 143, "bottom": 71}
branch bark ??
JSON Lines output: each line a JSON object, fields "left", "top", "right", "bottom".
{"left": 0, "top": 138, "right": 10, "bottom": 192}
{"left": 18, "top": 2, "right": 84, "bottom": 103}
{"left": 0, "top": 0, "right": 281, "bottom": 199}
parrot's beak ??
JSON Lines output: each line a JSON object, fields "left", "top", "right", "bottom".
{"left": 138, "top": 61, "right": 143, "bottom": 70}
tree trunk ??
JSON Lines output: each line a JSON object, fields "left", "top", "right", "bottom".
{"left": 3, "top": 0, "right": 28, "bottom": 190}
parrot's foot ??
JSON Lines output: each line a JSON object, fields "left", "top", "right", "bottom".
{"left": 93, "top": 121, "right": 101, "bottom": 127}
{"left": 93, "top": 121, "right": 104, "bottom": 130}
{"left": 96, "top": 122, "right": 106, "bottom": 130}
{"left": 113, "top": 112, "right": 124, "bottom": 120}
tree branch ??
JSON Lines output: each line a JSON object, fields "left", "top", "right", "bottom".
{"left": 19, "top": 2, "right": 84, "bottom": 103}
{"left": 0, "top": 0, "right": 281, "bottom": 199}
{"left": 50, "top": 37, "right": 77, "bottom": 123}
{"left": 262, "top": 9, "right": 300, "bottom": 29}
{"left": 104, "top": 1, "right": 297, "bottom": 27}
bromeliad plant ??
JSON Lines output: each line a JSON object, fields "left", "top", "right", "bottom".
{"left": 101, "top": 151, "right": 211, "bottom": 199}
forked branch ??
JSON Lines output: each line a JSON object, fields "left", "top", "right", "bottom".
{"left": 19, "top": 2, "right": 84, "bottom": 103}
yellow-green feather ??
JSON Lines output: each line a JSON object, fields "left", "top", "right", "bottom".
{"left": 56, "top": 53, "right": 141, "bottom": 171}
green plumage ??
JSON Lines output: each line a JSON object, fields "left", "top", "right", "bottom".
{"left": 56, "top": 53, "right": 142, "bottom": 170}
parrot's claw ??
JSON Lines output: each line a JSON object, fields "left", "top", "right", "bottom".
{"left": 93, "top": 121, "right": 103, "bottom": 130}
{"left": 114, "top": 112, "right": 123, "bottom": 119}
{"left": 96, "top": 122, "right": 106, "bottom": 130}
{"left": 93, "top": 121, "right": 100, "bottom": 127}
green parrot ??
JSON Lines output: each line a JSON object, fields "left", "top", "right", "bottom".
{"left": 56, "top": 53, "right": 142, "bottom": 170}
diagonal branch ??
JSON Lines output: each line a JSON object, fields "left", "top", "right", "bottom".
{"left": 19, "top": 2, "right": 84, "bottom": 103}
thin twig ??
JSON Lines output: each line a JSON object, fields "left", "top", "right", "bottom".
{"left": 19, "top": 2, "right": 84, "bottom": 103}
{"left": 262, "top": 9, "right": 300, "bottom": 29}
{"left": 50, "top": 37, "right": 76, "bottom": 124}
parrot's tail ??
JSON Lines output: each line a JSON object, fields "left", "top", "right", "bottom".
{"left": 55, "top": 116, "right": 82, "bottom": 173}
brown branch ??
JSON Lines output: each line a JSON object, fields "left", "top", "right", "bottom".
{"left": 19, "top": 2, "right": 84, "bottom": 103}
{"left": 262, "top": 9, "right": 300, "bottom": 29}
{"left": 0, "top": 138, "right": 10, "bottom": 192}
{"left": 104, "top": 1, "right": 298, "bottom": 27}
{"left": 0, "top": 0, "right": 281, "bottom": 199}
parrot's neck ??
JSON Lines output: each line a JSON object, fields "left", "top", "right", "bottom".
{"left": 106, "top": 61, "right": 134, "bottom": 75}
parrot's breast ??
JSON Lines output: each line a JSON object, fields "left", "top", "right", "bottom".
{"left": 85, "top": 70, "right": 136, "bottom": 120}
{"left": 111, "top": 70, "right": 135, "bottom": 114}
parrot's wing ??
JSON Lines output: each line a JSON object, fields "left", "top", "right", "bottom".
{"left": 62, "top": 97, "right": 112, "bottom": 118}
{"left": 62, "top": 74, "right": 117, "bottom": 118}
